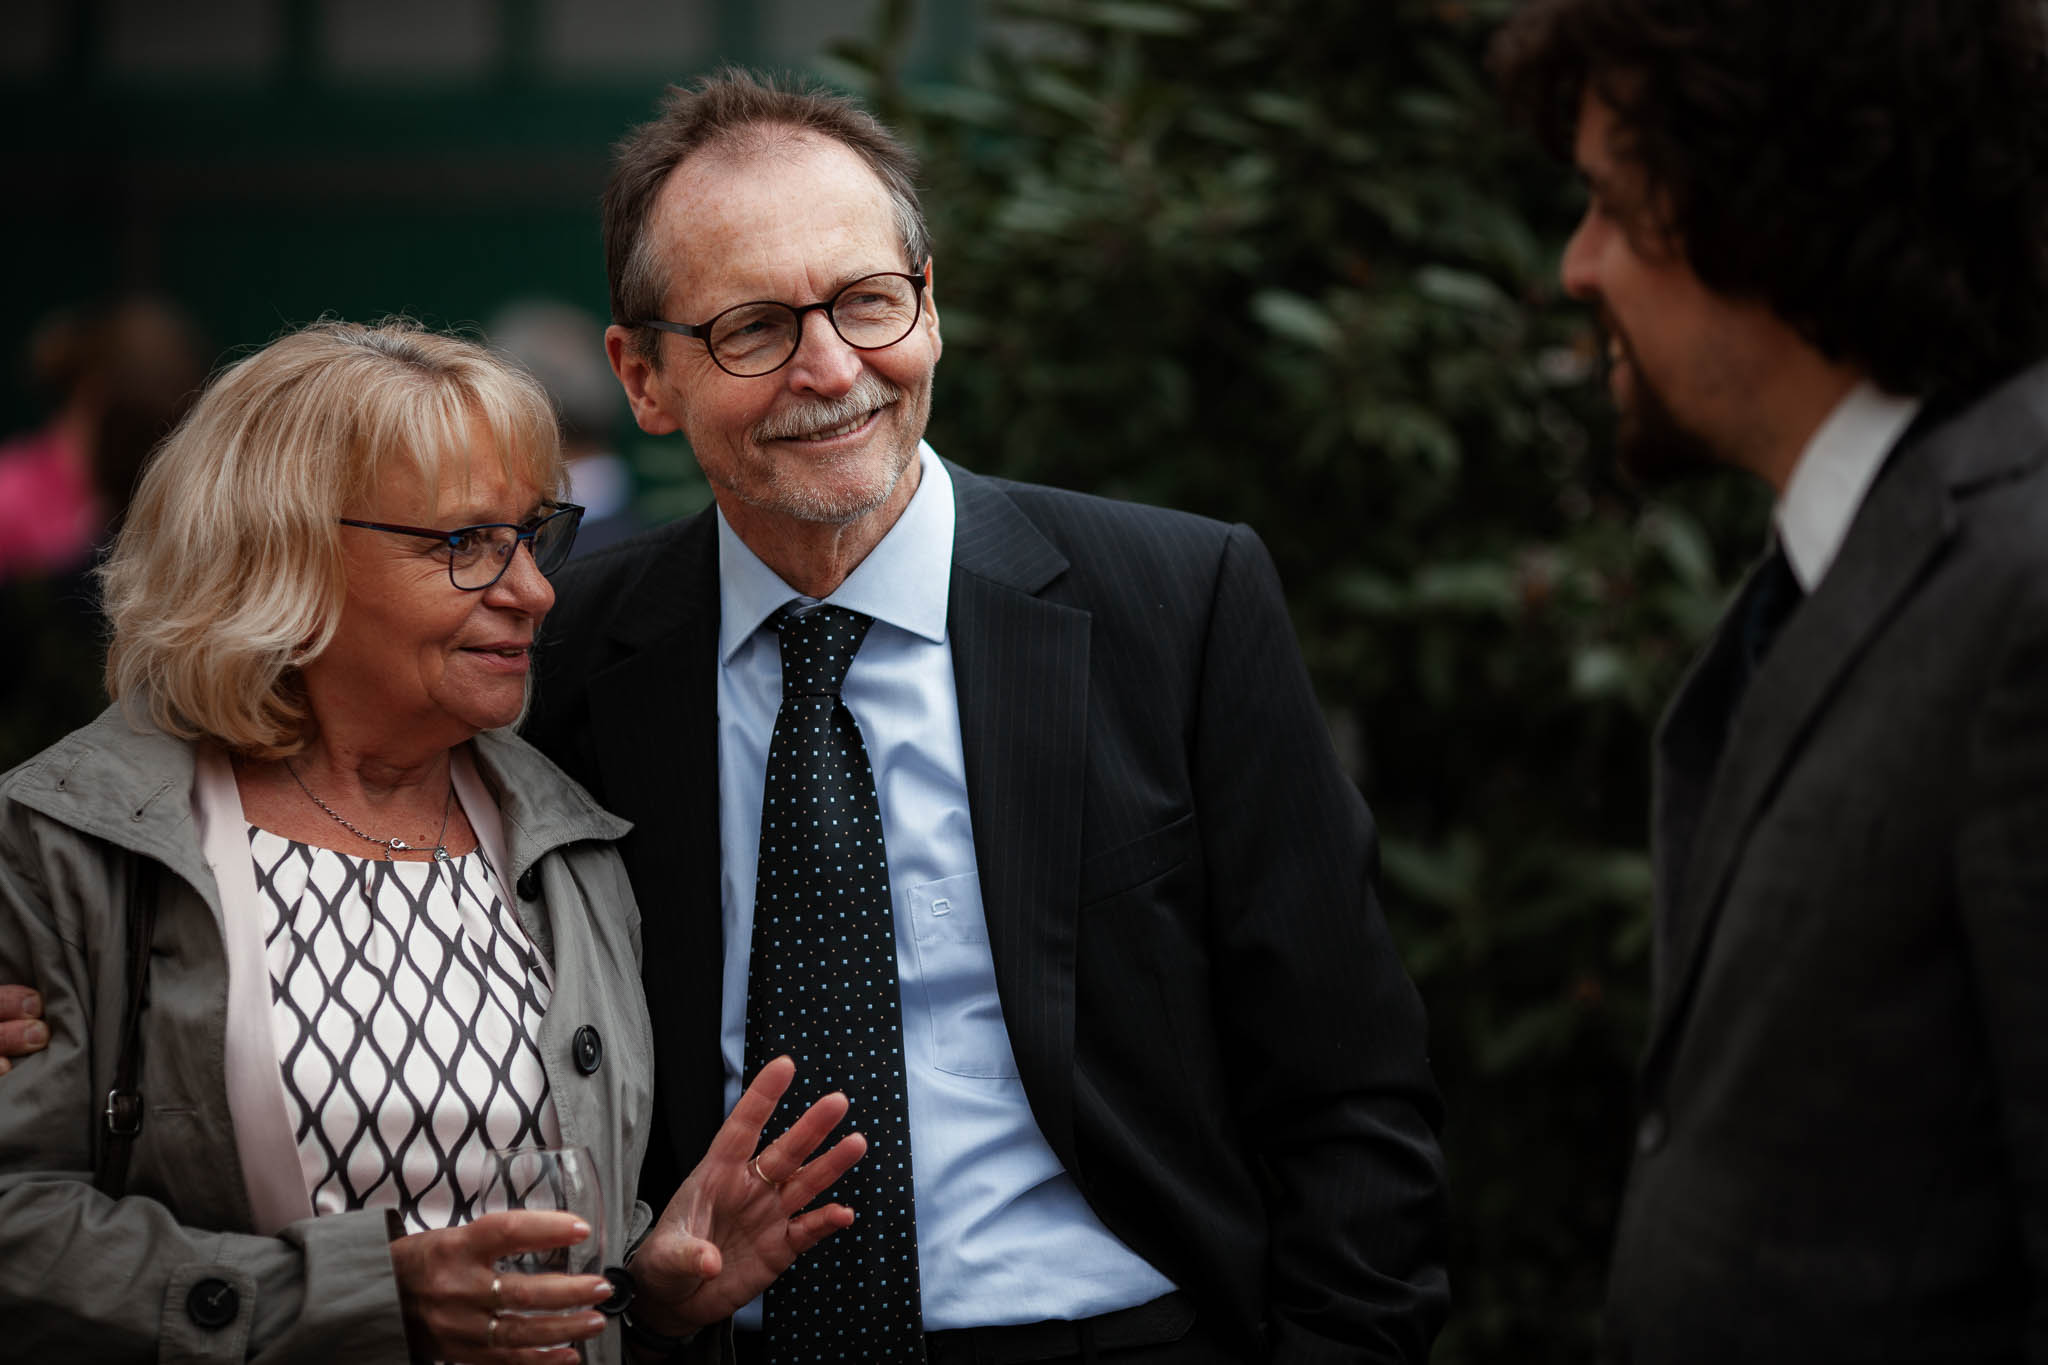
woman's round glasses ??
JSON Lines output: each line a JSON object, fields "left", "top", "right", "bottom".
{"left": 636, "top": 268, "right": 928, "bottom": 378}
{"left": 338, "top": 503, "right": 585, "bottom": 590}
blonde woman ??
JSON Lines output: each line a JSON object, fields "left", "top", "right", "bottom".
{"left": 0, "top": 318, "right": 863, "bottom": 1363}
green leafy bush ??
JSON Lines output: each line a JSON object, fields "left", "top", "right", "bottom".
{"left": 836, "top": 1, "right": 1770, "bottom": 1356}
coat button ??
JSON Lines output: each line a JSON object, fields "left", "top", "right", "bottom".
{"left": 599, "top": 1264, "right": 635, "bottom": 1316}
{"left": 1635, "top": 1110, "right": 1668, "bottom": 1156}
{"left": 573, "top": 1025, "right": 604, "bottom": 1075}
{"left": 516, "top": 867, "right": 541, "bottom": 899}
{"left": 186, "top": 1278, "right": 240, "bottom": 1329}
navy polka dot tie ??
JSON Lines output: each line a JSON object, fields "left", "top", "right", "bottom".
{"left": 744, "top": 604, "right": 925, "bottom": 1360}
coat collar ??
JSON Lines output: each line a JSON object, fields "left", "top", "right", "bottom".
{"left": 578, "top": 509, "right": 728, "bottom": 1160}
{"left": 5, "top": 709, "right": 625, "bottom": 894}
{"left": 601, "top": 507, "right": 724, "bottom": 653}
{"left": 949, "top": 461, "right": 1071, "bottom": 593}
{"left": 6, "top": 706, "right": 216, "bottom": 894}
{"left": 469, "top": 726, "right": 631, "bottom": 880}
{"left": 945, "top": 463, "right": 1091, "bottom": 1170}
{"left": 1645, "top": 356, "right": 2048, "bottom": 1069}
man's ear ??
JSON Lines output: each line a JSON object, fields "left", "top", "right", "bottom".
{"left": 921, "top": 257, "right": 942, "bottom": 364}
{"left": 605, "top": 324, "right": 683, "bottom": 436}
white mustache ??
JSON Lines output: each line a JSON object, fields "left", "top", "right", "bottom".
{"left": 756, "top": 375, "right": 903, "bottom": 441}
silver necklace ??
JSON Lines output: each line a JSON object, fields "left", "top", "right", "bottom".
{"left": 284, "top": 759, "right": 454, "bottom": 861}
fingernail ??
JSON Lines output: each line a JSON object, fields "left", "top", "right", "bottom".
{"left": 22, "top": 1022, "right": 47, "bottom": 1046}
{"left": 570, "top": 1219, "right": 591, "bottom": 1238}
{"left": 22, "top": 993, "right": 39, "bottom": 1016}
{"left": 0, "top": 1058, "right": 11, "bottom": 1077}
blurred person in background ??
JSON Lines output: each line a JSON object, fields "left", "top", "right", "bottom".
{"left": 489, "top": 299, "right": 648, "bottom": 558}
{"left": 1496, "top": 0, "right": 2048, "bottom": 1360}
{"left": 0, "top": 317, "right": 862, "bottom": 1362}
{"left": 0, "top": 296, "right": 209, "bottom": 772}
{"left": 0, "top": 294, "right": 207, "bottom": 583}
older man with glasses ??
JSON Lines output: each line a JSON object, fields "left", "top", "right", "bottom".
{"left": 538, "top": 68, "right": 1447, "bottom": 1364}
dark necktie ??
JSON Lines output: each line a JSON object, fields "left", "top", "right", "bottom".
{"left": 1738, "top": 542, "right": 1804, "bottom": 684}
{"left": 743, "top": 603, "right": 924, "bottom": 1361}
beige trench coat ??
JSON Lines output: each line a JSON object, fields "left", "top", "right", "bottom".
{"left": 0, "top": 708, "right": 656, "bottom": 1362}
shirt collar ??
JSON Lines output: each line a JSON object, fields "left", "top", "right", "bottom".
{"left": 717, "top": 441, "right": 954, "bottom": 663}
{"left": 1775, "top": 380, "right": 1922, "bottom": 591}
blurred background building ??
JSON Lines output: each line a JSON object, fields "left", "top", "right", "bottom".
{"left": 0, "top": 0, "right": 979, "bottom": 382}
{"left": 0, "top": 0, "right": 990, "bottom": 527}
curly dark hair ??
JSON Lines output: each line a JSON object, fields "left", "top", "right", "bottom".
{"left": 1494, "top": 0, "right": 2048, "bottom": 401}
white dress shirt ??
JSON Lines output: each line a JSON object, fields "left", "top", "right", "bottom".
{"left": 1776, "top": 380, "right": 1924, "bottom": 591}
{"left": 714, "top": 444, "right": 1174, "bottom": 1329}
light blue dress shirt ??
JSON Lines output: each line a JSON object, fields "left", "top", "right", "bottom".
{"left": 715, "top": 445, "right": 1175, "bottom": 1329}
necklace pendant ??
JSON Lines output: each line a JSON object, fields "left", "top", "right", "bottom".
{"left": 283, "top": 758, "right": 455, "bottom": 865}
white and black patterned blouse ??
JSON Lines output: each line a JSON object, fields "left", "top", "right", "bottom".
{"left": 251, "top": 829, "right": 561, "bottom": 1233}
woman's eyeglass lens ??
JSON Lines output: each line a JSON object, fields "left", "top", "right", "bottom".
{"left": 337, "top": 503, "right": 585, "bottom": 591}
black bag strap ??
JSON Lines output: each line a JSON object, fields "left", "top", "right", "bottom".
{"left": 95, "top": 856, "right": 158, "bottom": 1198}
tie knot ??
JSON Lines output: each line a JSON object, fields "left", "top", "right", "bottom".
{"left": 774, "top": 603, "right": 874, "bottom": 697}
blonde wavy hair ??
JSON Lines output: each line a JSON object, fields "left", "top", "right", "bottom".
{"left": 100, "top": 317, "right": 565, "bottom": 757}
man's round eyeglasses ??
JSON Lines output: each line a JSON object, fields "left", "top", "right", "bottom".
{"left": 635, "top": 268, "right": 928, "bottom": 378}
{"left": 338, "top": 502, "right": 585, "bottom": 591}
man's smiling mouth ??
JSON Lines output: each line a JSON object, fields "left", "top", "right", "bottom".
{"left": 778, "top": 408, "right": 880, "bottom": 442}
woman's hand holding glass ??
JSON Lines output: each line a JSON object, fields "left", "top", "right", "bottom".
{"left": 628, "top": 1055, "right": 867, "bottom": 1336}
{"left": 388, "top": 1206, "right": 613, "bottom": 1364}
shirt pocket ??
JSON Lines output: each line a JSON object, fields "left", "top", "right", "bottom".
{"left": 907, "top": 872, "right": 1019, "bottom": 1079}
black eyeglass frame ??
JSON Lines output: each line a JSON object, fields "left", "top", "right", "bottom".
{"left": 634, "top": 266, "right": 930, "bottom": 378}
{"left": 338, "top": 502, "right": 585, "bottom": 591}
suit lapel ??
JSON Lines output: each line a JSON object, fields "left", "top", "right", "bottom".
{"left": 585, "top": 511, "right": 730, "bottom": 1157}
{"left": 1643, "top": 364, "right": 2048, "bottom": 1069}
{"left": 946, "top": 465, "right": 1091, "bottom": 1170}
{"left": 1648, "top": 576, "right": 1752, "bottom": 1009}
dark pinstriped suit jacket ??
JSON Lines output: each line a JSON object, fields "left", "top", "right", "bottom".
{"left": 1606, "top": 359, "right": 2048, "bottom": 1363}
{"left": 525, "top": 461, "right": 1448, "bottom": 1360}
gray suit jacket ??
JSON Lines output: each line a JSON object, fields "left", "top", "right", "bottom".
{"left": 1606, "top": 358, "right": 2048, "bottom": 1363}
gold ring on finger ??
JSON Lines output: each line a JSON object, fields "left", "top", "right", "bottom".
{"left": 488, "top": 1313, "right": 500, "bottom": 1346}
{"left": 748, "top": 1153, "right": 786, "bottom": 1187}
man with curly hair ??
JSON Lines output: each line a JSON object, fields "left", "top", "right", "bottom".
{"left": 1496, "top": 1, "right": 2048, "bottom": 1360}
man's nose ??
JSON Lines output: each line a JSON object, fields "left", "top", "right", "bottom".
{"left": 784, "top": 308, "right": 861, "bottom": 395}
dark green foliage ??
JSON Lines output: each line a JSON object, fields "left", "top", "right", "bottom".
{"left": 834, "top": 2, "right": 1769, "bottom": 1357}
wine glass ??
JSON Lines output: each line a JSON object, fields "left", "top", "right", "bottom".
{"left": 486, "top": 1144, "right": 607, "bottom": 1328}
